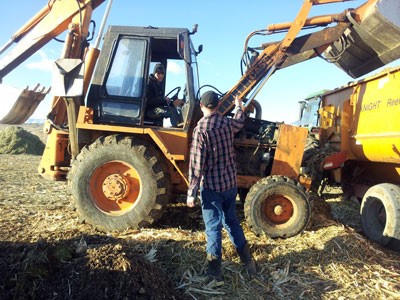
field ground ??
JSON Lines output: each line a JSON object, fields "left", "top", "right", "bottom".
{"left": 0, "top": 124, "right": 399, "bottom": 299}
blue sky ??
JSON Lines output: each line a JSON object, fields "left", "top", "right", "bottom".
{"left": 1, "top": 0, "right": 397, "bottom": 123}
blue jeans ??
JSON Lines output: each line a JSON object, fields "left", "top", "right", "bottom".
{"left": 200, "top": 186, "right": 247, "bottom": 258}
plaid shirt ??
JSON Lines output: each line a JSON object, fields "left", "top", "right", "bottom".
{"left": 187, "top": 108, "right": 245, "bottom": 197}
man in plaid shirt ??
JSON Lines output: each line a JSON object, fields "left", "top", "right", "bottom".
{"left": 187, "top": 91, "right": 256, "bottom": 285}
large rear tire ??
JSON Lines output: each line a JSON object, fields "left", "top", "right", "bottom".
{"left": 244, "top": 175, "right": 311, "bottom": 238}
{"left": 301, "top": 134, "right": 324, "bottom": 193}
{"left": 360, "top": 183, "right": 400, "bottom": 251}
{"left": 68, "top": 135, "right": 171, "bottom": 232}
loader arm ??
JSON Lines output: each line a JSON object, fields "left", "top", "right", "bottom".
{"left": 0, "top": 0, "right": 105, "bottom": 124}
{"left": 0, "top": 0, "right": 105, "bottom": 79}
{"left": 217, "top": 0, "right": 400, "bottom": 116}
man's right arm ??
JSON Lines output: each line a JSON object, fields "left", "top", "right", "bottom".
{"left": 231, "top": 96, "right": 245, "bottom": 133}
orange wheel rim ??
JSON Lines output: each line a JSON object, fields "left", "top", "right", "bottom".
{"left": 89, "top": 160, "right": 141, "bottom": 215}
{"left": 264, "top": 195, "right": 294, "bottom": 225}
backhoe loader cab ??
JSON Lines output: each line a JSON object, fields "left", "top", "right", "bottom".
{"left": 86, "top": 25, "right": 199, "bottom": 127}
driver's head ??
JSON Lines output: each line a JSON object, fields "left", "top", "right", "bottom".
{"left": 153, "top": 63, "right": 165, "bottom": 82}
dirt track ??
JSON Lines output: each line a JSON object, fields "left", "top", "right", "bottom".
{"left": 0, "top": 125, "right": 399, "bottom": 300}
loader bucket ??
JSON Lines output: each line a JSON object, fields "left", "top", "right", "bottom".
{"left": 0, "top": 84, "right": 49, "bottom": 124}
{"left": 324, "top": 0, "right": 400, "bottom": 78}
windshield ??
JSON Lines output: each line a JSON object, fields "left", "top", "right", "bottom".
{"left": 105, "top": 38, "right": 146, "bottom": 98}
{"left": 300, "top": 98, "right": 320, "bottom": 128}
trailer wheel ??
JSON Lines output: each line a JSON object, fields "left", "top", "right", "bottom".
{"left": 68, "top": 135, "right": 171, "bottom": 232}
{"left": 244, "top": 175, "right": 311, "bottom": 238}
{"left": 360, "top": 183, "right": 400, "bottom": 251}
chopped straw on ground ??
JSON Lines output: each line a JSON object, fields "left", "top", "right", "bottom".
{"left": 0, "top": 124, "right": 399, "bottom": 299}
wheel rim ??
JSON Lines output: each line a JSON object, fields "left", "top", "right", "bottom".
{"left": 264, "top": 195, "right": 294, "bottom": 225}
{"left": 89, "top": 160, "right": 141, "bottom": 215}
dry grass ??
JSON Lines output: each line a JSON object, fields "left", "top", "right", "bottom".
{"left": 0, "top": 126, "right": 399, "bottom": 299}
{"left": 0, "top": 126, "right": 44, "bottom": 155}
{"left": 120, "top": 212, "right": 400, "bottom": 300}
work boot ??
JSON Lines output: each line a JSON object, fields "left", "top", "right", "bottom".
{"left": 237, "top": 244, "right": 257, "bottom": 275}
{"left": 205, "top": 254, "right": 224, "bottom": 286}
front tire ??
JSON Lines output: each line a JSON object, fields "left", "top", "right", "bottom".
{"left": 244, "top": 175, "right": 311, "bottom": 238}
{"left": 68, "top": 135, "right": 171, "bottom": 232}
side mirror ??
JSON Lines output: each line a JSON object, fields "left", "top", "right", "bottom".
{"left": 196, "top": 44, "right": 203, "bottom": 56}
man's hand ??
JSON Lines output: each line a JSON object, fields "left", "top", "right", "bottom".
{"left": 187, "top": 196, "right": 196, "bottom": 208}
{"left": 173, "top": 99, "right": 184, "bottom": 107}
{"left": 234, "top": 95, "right": 243, "bottom": 109}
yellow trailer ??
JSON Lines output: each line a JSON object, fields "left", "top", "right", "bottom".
{"left": 316, "top": 65, "right": 400, "bottom": 250}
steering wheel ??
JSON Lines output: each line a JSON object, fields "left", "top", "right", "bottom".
{"left": 165, "top": 86, "right": 181, "bottom": 100}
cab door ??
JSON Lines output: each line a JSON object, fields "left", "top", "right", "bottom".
{"left": 87, "top": 36, "right": 150, "bottom": 125}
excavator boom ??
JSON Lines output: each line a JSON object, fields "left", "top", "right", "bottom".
{"left": 0, "top": 0, "right": 105, "bottom": 79}
{"left": 0, "top": 0, "right": 105, "bottom": 124}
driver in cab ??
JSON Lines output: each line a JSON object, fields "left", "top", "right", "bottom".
{"left": 145, "top": 63, "right": 184, "bottom": 127}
